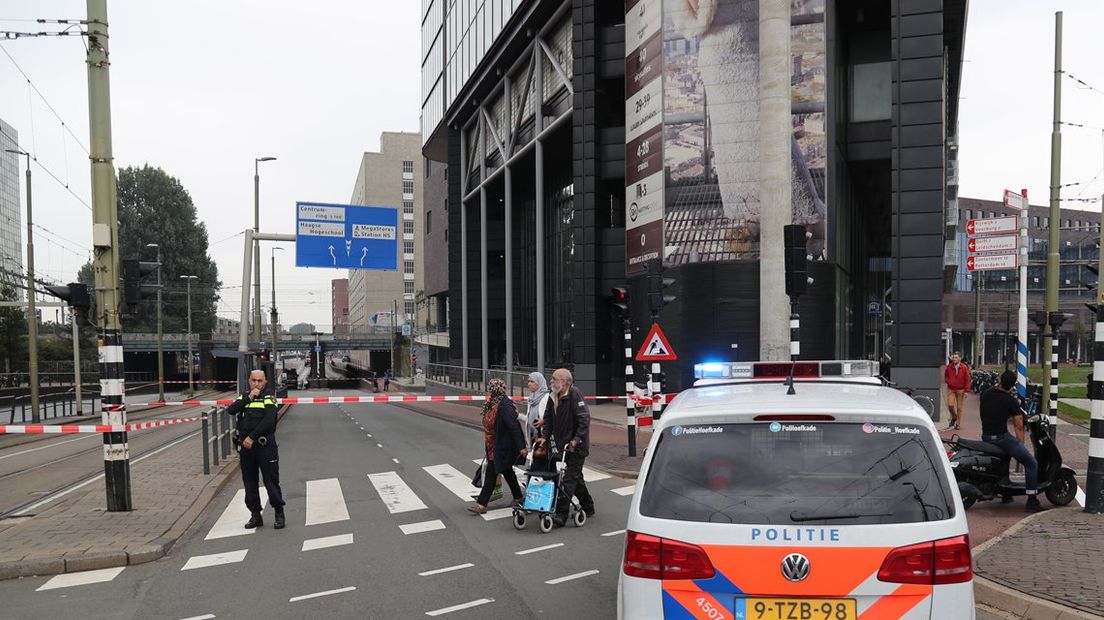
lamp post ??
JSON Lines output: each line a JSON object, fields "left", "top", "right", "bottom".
{"left": 180, "top": 275, "right": 198, "bottom": 392}
{"left": 146, "top": 243, "right": 164, "bottom": 401}
{"left": 270, "top": 247, "right": 283, "bottom": 365}
{"left": 5, "top": 149, "right": 38, "bottom": 421}
{"left": 253, "top": 156, "right": 276, "bottom": 344}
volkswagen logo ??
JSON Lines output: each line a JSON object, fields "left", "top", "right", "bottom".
{"left": 781, "top": 553, "right": 810, "bottom": 582}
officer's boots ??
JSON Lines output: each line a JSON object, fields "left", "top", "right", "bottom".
{"left": 244, "top": 512, "right": 264, "bottom": 529}
{"left": 274, "top": 507, "right": 286, "bottom": 530}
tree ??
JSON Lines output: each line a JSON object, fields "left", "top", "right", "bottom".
{"left": 288, "top": 323, "right": 316, "bottom": 336}
{"left": 79, "top": 165, "right": 220, "bottom": 336}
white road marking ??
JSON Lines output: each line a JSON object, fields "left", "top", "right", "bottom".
{"left": 423, "top": 463, "right": 481, "bottom": 501}
{"left": 0, "top": 434, "right": 97, "bottom": 461}
{"left": 1069, "top": 433, "right": 1089, "bottom": 437}
{"left": 205, "top": 488, "right": 268, "bottom": 540}
{"left": 181, "top": 549, "right": 248, "bottom": 571}
{"left": 400, "top": 519, "right": 446, "bottom": 535}
{"left": 301, "top": 533, "right": 355, "bottom": 552}
{"left": 545, "top": 569, "right": 600, "bottom": 584}
{"left": 468, "top": 458, "right": 608, "bottom": 481}
{"left": 177, "top": 615, "right": 216, "bottom": 620}
{"left": 305, "top": 478, "right": 350, "bottom": 526}
{"left": 392, "top": 458, "right": 400, "bottom": 464}
{"left": 289, "top": 586, "right": 357, "bottom": 603}
{"left": 611, "top": 485, "right": 636, "bottom": 496}
{"left": 368, "top": 472, "right": 428, "bottom": 514}
{"left": 418, "top": 563, "right": 474, "bottom": 577}
{"left": 376, "top": 443, "right": 383, "bottom": 448}
{"left": 36, "top": 566, "right": 125, "bottom": 591}
{"left": 480, "top": 507, "right": 516, "bottom": 521}
{"left": 425, "top": 598, "right": 495, "bottom": 616}
{"left": 367, "top": 433, "right": 373, "bottom": 438}
{"left": 601, "top": 529, "right": 626, "bottom": 537}
{"left": 515, "top": 543, "right": 563, "bottom": 555}
{"left": 1077, "top": 486, "right": 1087, "bottom": 507}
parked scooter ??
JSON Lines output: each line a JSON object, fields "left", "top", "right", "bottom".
{"left": 944, "top": 387, "right": 1078, "bottom": 509}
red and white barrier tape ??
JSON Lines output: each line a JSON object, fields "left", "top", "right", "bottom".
{"left": 0, "top": 416, "right": 204, "bottom": 434}
{"left": 132, "top": 394, "right": 675, "bottom": 407}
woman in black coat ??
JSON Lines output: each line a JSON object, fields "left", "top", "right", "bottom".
{"left": 469, "top": 378, "right": 528, "bottom": 514}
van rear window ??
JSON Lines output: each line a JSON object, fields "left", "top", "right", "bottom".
{"left": 639, "top": 422, "right": 955, "bottom": 525}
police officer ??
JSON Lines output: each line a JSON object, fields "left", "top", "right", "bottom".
{"left": 225, "top": 369, "right": 286, "bottom": 529}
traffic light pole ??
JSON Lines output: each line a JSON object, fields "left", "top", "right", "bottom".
{"left": 87, "top": 0, "right": 131, "bottom": 511}
{"left": 71, "top": 310, "right": 82, "bottom": 415}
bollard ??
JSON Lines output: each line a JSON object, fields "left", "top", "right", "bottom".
{"left": 221, "top": 407, "right": 231, "bottom": 458}
{"left": 201, "top": 413, "right": 210, "bottom": 475}
{"left": 211, "top": 408, "right": 220, "bottom": 467}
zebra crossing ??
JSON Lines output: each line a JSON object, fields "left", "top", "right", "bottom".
{"left": 35, "top": 459, "right": 636, "bottom": 593}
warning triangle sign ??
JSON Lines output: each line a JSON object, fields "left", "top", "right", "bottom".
{"left": 636, "top": 323, "right": 677, "bottom": 361}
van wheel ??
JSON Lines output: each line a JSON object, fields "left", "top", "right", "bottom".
{"left": 512, "top": 511, "right": 526, "bottom": 530}
{"left": 1045, "top": 470, "right": 1078, "bottom": 506}
{"left": 539, "top": 514, "right": 554, "bottom": 533}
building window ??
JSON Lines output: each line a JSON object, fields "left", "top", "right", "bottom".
{"left": 404, "top": 281, "right": 415, "bottom": 294}
{"left": 403, "top": 180, "right": 415, "bottom": 194}
{"left": 1032, "top": 216, "right": 1039, "bottom": 227}
{"left": 403, "top": 160, "right": 414, "bottom": 174}
{"left": 964, "top": 209, "right": 972, "bottom": 220}
{"left": 426, "top": 211, "right": 432, "bottom": 234}
{"left": 403, "top": 200, "right": 415, "bottom": 214}
{"left": 404, "top": 240, "right": 415, "bottom": 254}
{"left": 404, "top": 221, "right": 414, "bottom": 234}
{"left": 404, "top": 260, "right": 415, "bottom": 274}
{"left": 405, "top": 301, "right": 415, "bottom": 318}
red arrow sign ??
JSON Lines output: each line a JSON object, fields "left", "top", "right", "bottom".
{"left": 968, "top": 239, "right": 976, "bottom": 252}
{"left": 966, "top": 256, "right": 975, "bottom": 270}
{"left": 966, "top": 220, "right": 975, "bottom": 234}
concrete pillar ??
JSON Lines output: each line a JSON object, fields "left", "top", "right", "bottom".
{"left": 535, "top": 46, "right": 546, "bottom": 374}
{"left": 759, "top": 0, "right": 791, "bottom": 360}
{"left": 460, "top": 130, "right": 469, "bottom": 369}
{"left": 479, "top": 113, "right": 489, "bottom": 372}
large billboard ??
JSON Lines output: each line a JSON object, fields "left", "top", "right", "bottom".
{"left": 625, "top": 0, "right": 827, "bottom": 273}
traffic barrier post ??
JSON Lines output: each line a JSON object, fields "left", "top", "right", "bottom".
{"left": 201, "top": 412, "right": 210, "bottom": 475}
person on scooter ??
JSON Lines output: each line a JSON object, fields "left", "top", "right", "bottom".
{"left": 979, "top": 370, "right": 1046, "bottom": 513}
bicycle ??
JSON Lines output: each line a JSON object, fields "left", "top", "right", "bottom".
{"left": 880, "top": 378, "right": 936, "bottom": 418}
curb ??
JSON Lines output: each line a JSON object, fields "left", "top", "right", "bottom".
{"left": 0, "top": 403, "right": 288, "bottom": 580}
{"left": 972, "top": 507, "right": 1101, "bottom": 619}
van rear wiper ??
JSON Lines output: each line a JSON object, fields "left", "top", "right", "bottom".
{"left": 789, "top": 510, "right": 893, "bottom": 522}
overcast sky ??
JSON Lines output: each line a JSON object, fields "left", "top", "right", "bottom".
{"left": 0, "top": 0, "right": 420, "bottom": 329}
{"left": 1, "top": 1, "right": 1103, "bottom": 330}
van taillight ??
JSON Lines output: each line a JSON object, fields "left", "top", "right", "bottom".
{"left": 877, "top": 535, "right": 973, "bottom": 585}
{"left": 623, "top": 531, "right": 715, "bottom": 580}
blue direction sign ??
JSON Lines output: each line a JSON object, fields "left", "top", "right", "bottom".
{"left": 295, "top": 201, "right": 398, "bottom": 270}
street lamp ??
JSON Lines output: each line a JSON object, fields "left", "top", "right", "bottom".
{"left": 6, "top": 148, "right": 38, "bottom": 421}
{"left": 145, "top": 243, "right": 164, "bottom": 401}
{"left": 253, "top": 156, "right": 276, "bottom": 345}
{"left": 270, "top": 246, "right": 284, "bottom": 364}
{"left": 180, "top": 275, "right": 198, "bottom": 392}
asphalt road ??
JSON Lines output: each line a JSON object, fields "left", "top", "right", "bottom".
{"left": 0, "top": 395, "right": 1019, "bottom": 619}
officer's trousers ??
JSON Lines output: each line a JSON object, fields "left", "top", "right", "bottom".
{"left": 240, "top": 442, "right": 285, "bottom": 513}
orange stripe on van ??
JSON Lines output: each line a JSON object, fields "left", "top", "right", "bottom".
{"left": 663, "top": 582, "right": 735, "bottom": 620}
{"left": 701, "top": 545, "right": 892, "bottom": 597}
{"left": 857, "top": 584, "right": 930, "bottom": 618}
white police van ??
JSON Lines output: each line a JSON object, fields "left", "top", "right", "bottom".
{"left": 618, "top": 361, "right": 973, "bottom": 620}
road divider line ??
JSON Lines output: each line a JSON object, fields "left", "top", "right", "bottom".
{"left": 36, "top": 566, "right": 125, "bottom": 591}
{"left": 305, "top": 478, "right": 350, "bottom": 526}
{"left": 601, "top": 529, "right": 626, "bottom": 537}
{"left": 302, "top": 533, "right": 354, "bottom": 552}
{"left": 368, "top": 472, "right": 428, "bottom": 514}
{"left": 177, "top": 615, "right": 216, "bottom": 620}
{"left": 425, "top": 598, "right": 494, "bottom": 616}
{"left": 289, "top": 586, "right": 356, "bottom": 603}
{"left": 545, "top": 569, "right": 600, "bottom": 585}
{"left": 481, "top": 507, "right": 515, "bottom": 521}
{"left": 515, "top": 543, "right": 563, "bottom": 555}
{"left": 181, "top": 549, "right": 248, "bottom": 571}
{"left": 418, "top": 563, "right": 474, "bottom": 576}
{"left": 0, "top": 433, "right": 97, "bottom": 460}
{"left": 399, "top": 519, "right": 446, "bottom": 535}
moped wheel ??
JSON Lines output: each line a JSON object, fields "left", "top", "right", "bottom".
{"left": 512, "top": 511, "right": 526, "bottom": 530}
{"left": 539, "top": 514, "right": 554, "bottom": 534}
{"left": 1045, "top": 470, "right": 1078, "bottom": 506}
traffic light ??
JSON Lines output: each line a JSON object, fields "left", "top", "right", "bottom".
{"left": 122, "top": 259, "right": 160, "bottom": 312}
{"left": 44, "top": 282, "right": 91, "bottom": 318}
{"left": 612, "top": 286, "right": 629, "bottom": 316}
{"left": 1048, "top": 311, "right": 1072, "bottom": 331}
{"left": 647, "top": 259, "right": 675, "bottom": 317}
{"left": 784, "top": 224, "right": 810, "bottom": 299}
{"left": 1030, "top": 310, "right": 1049, "bottom": 329}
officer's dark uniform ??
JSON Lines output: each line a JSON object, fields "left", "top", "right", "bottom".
{"left": 225, "top": 389, "right": 286, "bottom": 528}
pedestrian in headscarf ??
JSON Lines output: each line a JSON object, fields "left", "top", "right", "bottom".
{"left": 468, "top": 378, "right": 528, "bottom": 514}
{"left": 524, "top": 372, "right": 551, "bottom": 445}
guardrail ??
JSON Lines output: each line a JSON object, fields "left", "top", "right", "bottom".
{"left": 425, "top": 363, "right": 549, "bottom": 398}
{"left": 200, "top": 406, "right": 232, "bottom": 475}
{"left": 4, "top": 391, "right": 101, "bottom": 425}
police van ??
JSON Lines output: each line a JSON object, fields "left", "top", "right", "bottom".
{"left": 618, "top": 361, "right": 973, "bottom": 620}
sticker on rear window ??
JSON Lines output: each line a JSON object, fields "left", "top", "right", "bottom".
{"left": 769, "top": 422, "right": 817, "bottom": 433}
{"left": 863, "top": 423, "right": 920, "bottom": 435}
{"left": 671, "top": 425, "right": 723, "bottom": 436}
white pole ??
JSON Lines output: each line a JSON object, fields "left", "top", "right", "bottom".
{"left": 1017, "top": 189, "right": 1029, "bottom": 398}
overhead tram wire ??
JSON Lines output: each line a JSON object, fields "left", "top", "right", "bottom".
{"left": 1063, "top": 70, "right": 1104, "bottom": 99}
{"left": 0, "top": 42, "right": 90, "bottom": 155}
{"left": 0, "top": 127, "right": 92, "bottom": 212}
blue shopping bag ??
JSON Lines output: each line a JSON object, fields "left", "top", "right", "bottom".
{"left": 523, "top": 477, "right": 555, "bottom": 512}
